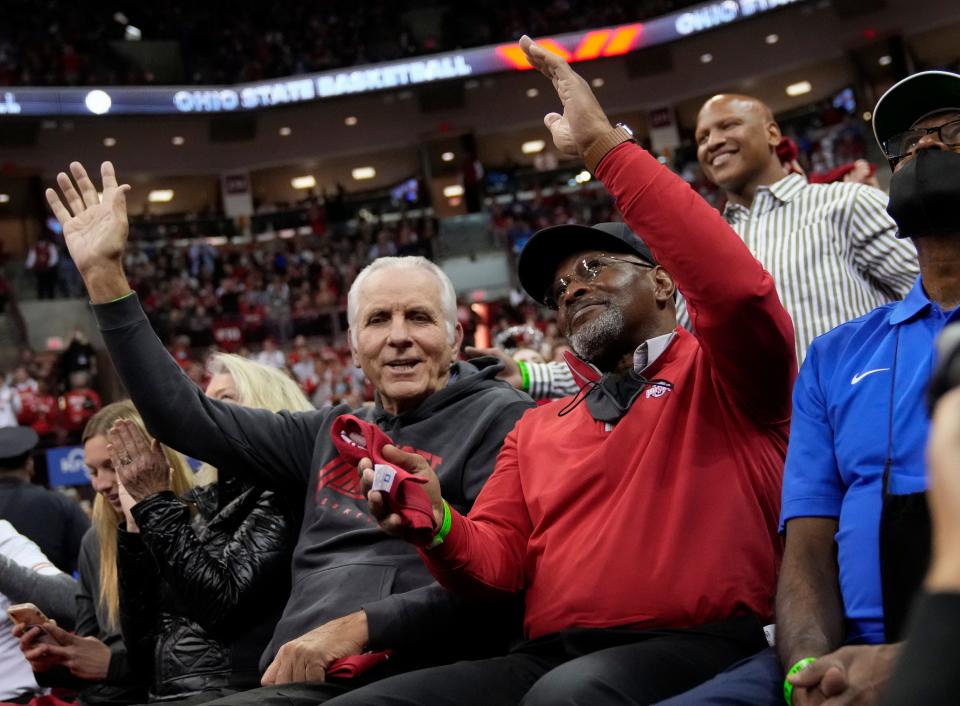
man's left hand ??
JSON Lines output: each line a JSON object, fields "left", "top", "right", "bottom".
{"left": 261, "top": 611, "right": 369, "bottom": 686}
{"left": 787, "top": 644, "right": 900, "bottom": 705}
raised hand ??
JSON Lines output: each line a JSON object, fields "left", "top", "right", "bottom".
{"left": 45, "top": 161, "right": 132, "bottom": 302}
{"left": 107, "top": 419, "right": 172, "bottom": 504}
{"left": 519, "top": 35, "right": 613, "bottom": 158}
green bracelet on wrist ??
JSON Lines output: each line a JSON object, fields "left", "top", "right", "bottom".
{"left": 429, "top": 499, "right": 452, "bottom": 548}
{"left": 783, "top": 657, "right": 817, "bottom": 705}
{"left": 517, "top": 360, "right": 530, "bottom": 392}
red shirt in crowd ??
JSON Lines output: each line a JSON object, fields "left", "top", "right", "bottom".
{"left": 61, "top": 387, "right": 102, "bottom": 432}
{"left": 18, "top": 390, "right": 60, "bottom": 437}
{"left": 420, "top": 143, "right": 796, "bottom": 639}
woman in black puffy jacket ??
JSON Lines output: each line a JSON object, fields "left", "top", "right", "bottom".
{"left": 110, "top": 354, "right": 312, "bottom": 703}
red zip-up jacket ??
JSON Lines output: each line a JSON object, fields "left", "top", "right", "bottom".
{"left": 420, "top": 142, "right": 797, "bottom": 639}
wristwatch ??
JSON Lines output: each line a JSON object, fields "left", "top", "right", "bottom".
{"left": 584, "top": 123, "right": 636, "bottom": 173}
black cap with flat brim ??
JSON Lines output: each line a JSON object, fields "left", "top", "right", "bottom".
{"left": 518, "top": 221, "right": 657, "bottom": 305}
{"left": 0, "top": 426, "right": 39, "bottom": 470}
{"left": 873, "top": 70, "right": 960, "bottom": 157}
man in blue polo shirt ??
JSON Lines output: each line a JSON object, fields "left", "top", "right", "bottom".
{"left": 655, "top": 70, "right": 960, "bottom": 706}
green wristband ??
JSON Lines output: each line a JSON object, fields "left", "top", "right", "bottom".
{"left": 783, "top": 657, "right": 817, "bottom": 705}
{"left": 517, "top": 360, "right": 530, "bottom": 392}
{"left": 429, "top": 500, "right": 452, "bottom": 548}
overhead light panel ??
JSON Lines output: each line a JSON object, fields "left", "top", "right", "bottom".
{"left": 526, "top": 88, "right": 539, "bottom": 98}
{"left": 591, "top": 78, "right": 605, "bottom": 88}
{"left": 522, "top": 140, "right": 546, "bottom": 154}
{"left": 148, "top": 189, "right": 174, "bottom": 203}
{"left": 786, "top": 80, "right": 812, "bottom": 97}
{"left": 441, "top": 151, "right": 455, "bottom": 162}
{"left": 279, "top": 126, "right": 292, "bottom": 136}
{"left": 0, "top": 194, "right": 10, "bottom": 203}
{"left": 103, "top": 137, "right": 117, "bottom": 147}
{"left": 171, "top": 136, "right": 185, "bottom": 146}
{"left": 344, "top": 116, "right": 358, "bottom": 126}
{"left": 291, "top": 175, "right": 316, "bottom": 189}
{"left": 878, "top": 55, "right": 892, "bottom": 66}
{"left": 443, "top": 185, "right": 464, "bottom": 198}
{"left": 700, "top": 53, "right": 713, "bottom": 64}
{"left": 574, "top": 170, "right": 591, "bottom": 184}
{"left": 352, "top": 167, "right": 376, "bottom": 181}
{"left": 765, "top": 33, "right": 779, "bottom": 44}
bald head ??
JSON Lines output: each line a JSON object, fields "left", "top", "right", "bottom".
{"left": 699, "top": 94, "right": 776, "bottom": 124}
{"left": 696, "top": 93, "right": 787, "bottom": 206}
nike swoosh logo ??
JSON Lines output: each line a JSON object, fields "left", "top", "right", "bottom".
{"left": 851, "top": 368, "right": 890, "bottom": 385}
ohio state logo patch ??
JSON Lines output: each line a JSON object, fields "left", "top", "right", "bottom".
{"left": 645, "top": 383, "right": 671, "bottom": 399}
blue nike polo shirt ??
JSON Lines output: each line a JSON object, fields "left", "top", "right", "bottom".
{"left": 781, "top": 277, "right": 957, "bottom": 644}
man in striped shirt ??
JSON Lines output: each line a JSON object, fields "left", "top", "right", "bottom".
{"left": 476, "top": 93, "right": 919, "bottom": 399}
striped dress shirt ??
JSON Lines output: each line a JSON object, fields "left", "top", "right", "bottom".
{"left": 527, "top": 173, "right": 919, "bottom": 398}
{"left": 720, "top": 173, "right": 918, "bottom": 363}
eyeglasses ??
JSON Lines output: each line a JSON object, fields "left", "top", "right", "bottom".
{"left": 544, "top": 253, "right": 654, "bottom": 310}
{"left": 883, "top": 118, "right": 960, "bottom": 163}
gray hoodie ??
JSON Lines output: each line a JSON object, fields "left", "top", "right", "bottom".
{"left": 93, "top": 294, "right": 534, "bottom": 669}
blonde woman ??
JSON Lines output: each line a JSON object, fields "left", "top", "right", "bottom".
{"left": 108, "top": 354, "right": 307, "bottom": 703}
{"left": 19, "top": 400, "right": 194, "bottom": 705}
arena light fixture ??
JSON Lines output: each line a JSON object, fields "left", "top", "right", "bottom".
{"left": 84, "top": 90, "right": 112, "bottom": 115}
{"left": 352, "top": 167, "right": 376, "bottom": 181}
{"left": 441, "top": 151, "right": 455, "bottom": 162}
{"left": 278, "top": 126, "right": 292, "bottom": 137}
{"left": 765, "top": 33, "right": 779, "bottom": 44}
{"left": 125, "top": 25, "right": 142, "bottom": 41}
{"left": 103, "top": 137, "right": 117, "bottom": 147}
{"left": 786, "top": 80, "right": 812, "bottom": 97}
{"left": 344, "top": 116, "right": 358, "bottom": 126}
{"left": 443, "top": 185, "right": 465, "bottom": 198}
{"left": 522, "top": 139, "right": 546, "bottom": 154}
{"left": 862, "top": 111, "right": 873, "bottom": 122}
{"left": 878, "top": 55, "right": 893, "bottom": 67}
{"left": 591, "top": 78, "right": 605, "bottom": 88}
{"left": 700, "top": 53, "right": 713, "bottom": 64}
{"left": 0, "top": 194, "right": 10, "bottom": 203}
{"left": 574, "top": 170, "right": 592, "bottom": 184}
{"left": 171, "top": 136, "right": 185, "bottom": 146}
{"left": 291, "top": 175, "right": 316, "bottom": 189}
{"left": 526, "top": 88, "right": 539, "bottom": 98}
{"left": 148, "top": 189, "right": 174, "bottom": 203}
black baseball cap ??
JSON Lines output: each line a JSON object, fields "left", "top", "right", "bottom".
{"left": 0, "top": 426, "right": 39, "bottom": 470}
{"left": 873, "top": 70, "right": 960, "bottom": 158}
{"left": 518, "top": 221, "right": 657, "bottom": 305}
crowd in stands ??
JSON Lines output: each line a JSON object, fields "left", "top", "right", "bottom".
{"left": 0, "top": 331, "right": 101, "bottom": 446}
{"left": 0, "top": 0, "right": 700, "bottom": 86}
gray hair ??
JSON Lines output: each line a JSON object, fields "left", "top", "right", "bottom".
{"left": 347, "top": 256, "right": 458, "bottom": 346}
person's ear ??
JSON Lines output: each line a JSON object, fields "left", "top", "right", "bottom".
{"left": 450, "top": 323, "right": 464, "bottom": 363}
{"left": 347, "top": 330, "right": 361, "bottom": 368}
{"left": 767, "top": 120, "right": 783, "bottom": 150}
{"left": 651, "top": 267, "right": 676, "bottom": 305}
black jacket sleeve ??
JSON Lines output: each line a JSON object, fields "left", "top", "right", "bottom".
{"left": 93, "top": 293, "right": 326, "bottom": 497}
{"left": 130, "top": 489, "right": 294, "bottom": 634}
{"left": 60, "top": 496, "right": 91, "bottom": 576}
{"left": 116, "top": 527, "right": 161, "bottom": 679}
{"left": 882, "top": 592, "right": 960, "bottom": 706}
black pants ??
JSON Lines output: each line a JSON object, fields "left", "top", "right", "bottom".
{"left": 206, "top": 615, "right": 766, "bottom": 706}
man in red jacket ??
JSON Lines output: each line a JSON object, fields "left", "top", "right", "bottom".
{"left": 327, "top": 37, "right": 797, "bottom": 706}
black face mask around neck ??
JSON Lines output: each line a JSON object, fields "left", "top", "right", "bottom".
{"left": 887, "top": 149, "right": 960, "bottom": 238}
